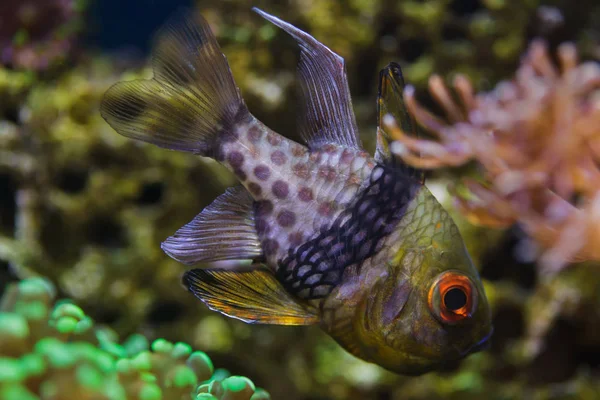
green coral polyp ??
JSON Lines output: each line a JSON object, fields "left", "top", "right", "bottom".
{"left": 0, "top": 278, "right": 270, "bottom": 400}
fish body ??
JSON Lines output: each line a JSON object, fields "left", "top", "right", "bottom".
{"left": 101, "top": 8, "right": 492, "bottom": 375}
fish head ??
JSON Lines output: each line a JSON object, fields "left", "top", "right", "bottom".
{"left": 330, "top": 186, "right": 492, "bottom": 375}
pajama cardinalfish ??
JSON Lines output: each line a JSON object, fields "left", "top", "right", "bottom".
{"left": 100, "top": 7, "right": 493, "bottom": 375}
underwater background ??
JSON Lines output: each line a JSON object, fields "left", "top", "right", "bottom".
{"left": 0, "top": 0, "right": 599, "bottom": 399}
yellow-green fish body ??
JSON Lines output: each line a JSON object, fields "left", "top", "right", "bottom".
{"left": 101, "top": 8, "right": 492, "bottom": 375}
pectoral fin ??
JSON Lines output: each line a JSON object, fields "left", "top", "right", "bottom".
{"left": 183, "top": 267, "right": 319, "bottom": 325}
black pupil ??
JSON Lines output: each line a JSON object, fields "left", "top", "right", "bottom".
{"left": 444, "top": 288, "right": 467, "bottom": 311}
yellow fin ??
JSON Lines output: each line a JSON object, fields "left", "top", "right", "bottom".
{"left": 183, "top": 267, "right": 319, "bottom": 325}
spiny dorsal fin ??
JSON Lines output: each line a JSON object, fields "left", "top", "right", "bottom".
{"left": 101, "top": 9, "right": 248, "bottom": 155}
{"left": 183, "top": 267, "right": 319, "bottom": 325}
{"left": 161, "top": 186, "right": 261, "bottom": 265}
{"left": 377, "top": 62, "right": 425, "bottom": 183}
{"left": 253, "top": 8, "right": 361, "bottom": 151}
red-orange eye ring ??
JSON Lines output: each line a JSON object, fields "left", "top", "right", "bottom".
{"left": 428, "top": 271, "right": 477, "bottom": 324}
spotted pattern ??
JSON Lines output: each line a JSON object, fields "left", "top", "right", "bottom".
{"left": 248, "top": 126, "right": 262, "bottom": 143}
{"left": 234, "top": 169, "right": 247, "bottom": 181}
{"left": 248, "top": 182, "right": 262, "bottom": 196}
{"left": 263, "top": 238, "right": 279, "bottom": 253}
{"left": 319, "top": 166, "right": 336, "bottom": 181}
{"left": 277, "top": 210, "right": 296, "bottom": 227}
{"left": 218, "top": 119, "right": 380, "bottom": 278}
{"left": 318, "top": 202, "right": 335, "bottom": 216}
{"left": 288, "top": 232, "right": 304, "bottom": 247}
{"left": 292, "top": 145, "right": 307, "bottom": 157}
{"left": 272, "top": 180, "right": 289, "bottom": 199}
{"left": 292, "top": 163, "right": 310, "bottom": 179}
{"left": 227, "top": 151, "right": 244, "bottom": 168}
{"left": 271, "top": 150, "right": 287, "bottom": 165}
{"left": 267, "top": 133, "right": 282, "bottom": 146}
{"left": 255, "top": 200, "right": 273, "bottom": 216}
{"left": 254, "top": 165, "right": 271, "bottom": 181}
{"left": 341, "top": 149, "right": 354, "bottom": 164}
{"left": 298, "top": 187, "right": 313, "bottom": 202}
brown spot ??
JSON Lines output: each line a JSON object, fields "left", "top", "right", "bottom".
{"left": 271, "top": 150, "right": 287, "bottom": 166}
{"left": 341, "top": 149, "right": 354, "bottom": 164}
{"left": 298, "top": 187, "right": 313, "bottom": 202}
{"left": 248, "top": 126, "right": 262, "bottom": 143}
{"left": 366, "top": 160, "right": 375, "bottom": 169}
{"left": 272, "top": 180, "right": 289, "bottom": 199}
{"left": 263, "top": 238, "right": 279, "bottom": 253}
{"left": 322, "top": 143, "right": 337, "bottom": 154}
{"left": 318, "top": 201, "right": 335, "bottom": 216}
{"left": 292, "top": 163, "right": 310, "bottom": 179}
{"left": 234, "top": 168, "right": 247, "bottom": 181}
{"left": 292, "top": 145, "right": 307, "bottom": 157}
{"left": 358, "top": 151, "right": 369, "bottom": 158}
{"left": 348, "top": 173, "right": 361, "bottom": 185}
{"left": 277, "top": 210, "right": 296, "bottom": 227}
{"left": 309, "top": 153, "right": 322, "bottom": 163}
{"left": 288, "top": 232, "right": 304, "bottom": 247}
{"left": 253, "top": 165, "right": 271, "bottom": 181}
{"left": 248, "top": 182, "right": 262, "bottom": 196}
{"left": 254, "top": 200, "right": 273, "bottom": 216}
{"left": 255, "top": 218, "right": 271, "bottom": 235}
{"left": 267, "top": 133, "right": 282, "bottom": 146}
{"left": 319, "top": 166, "right": 337, "bottom": 181}
{"left": 227, "top": 151, "right": 244, "bottom": 168}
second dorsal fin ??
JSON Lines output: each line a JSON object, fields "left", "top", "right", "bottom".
{"left": 377, "top": 62, "right": 425, "bottom": 183}
{"left": 161, "top": 186, "right": 262, "bottom": 265}
{"left": 253, "top": 8, "right": 361, "bottom": 151}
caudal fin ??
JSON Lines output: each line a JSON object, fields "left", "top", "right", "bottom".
{"left": 101, "top": 10, "right": 249, "bottom": 156}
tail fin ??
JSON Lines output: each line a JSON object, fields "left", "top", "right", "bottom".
{"left": 100, "top": 10, "right": 249, "bottom": 156}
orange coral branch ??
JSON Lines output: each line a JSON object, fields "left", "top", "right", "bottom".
{"left": 384, "top": 39, "right": 600, "bottom": 274}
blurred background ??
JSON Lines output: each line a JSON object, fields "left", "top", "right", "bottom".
{"left": 1, "top": 0, "right": 599, "bottom": 399}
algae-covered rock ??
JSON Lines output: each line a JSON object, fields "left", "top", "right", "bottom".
{"left": 0, "top": 277, "right": 270, "bottom": 400}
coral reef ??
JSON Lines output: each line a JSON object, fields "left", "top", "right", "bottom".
{"left": 385, "top": 39, "right": 600, "bottom": 273}
{"left": 0, "top": 277, "right": 270, "bottom": 399}
{"left": 0, "top": 0, "right": 87, "bottom": 71}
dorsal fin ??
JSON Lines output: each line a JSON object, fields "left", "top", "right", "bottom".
{"left": 183, "top": 267, "right": 319, "bottom": 325}
{"left": 161, "top": 186, "right": 262, "bottom": 265}
{"left": 253, "top": 8, "right": 361, "bottom": 151}
{"left": 377, "top": 62, "right": 425, "bottom": 184}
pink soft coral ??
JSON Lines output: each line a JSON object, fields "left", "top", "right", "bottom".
{"left": 385, "top": 40, "right": 600, "bottom": 273}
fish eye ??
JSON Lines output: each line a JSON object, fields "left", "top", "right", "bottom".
{"left": 444, "top": 287, "right": 467, "bottom": 311}
{"left": 428, "top": 271, "right": 477, "bottom": 324}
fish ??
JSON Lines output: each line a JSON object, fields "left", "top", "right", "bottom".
{"left": 100, "top": 7, "right": 493, "bottom": 375}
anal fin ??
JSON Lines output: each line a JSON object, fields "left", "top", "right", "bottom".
{"left": 183, "top": 267, "right": 319, "bottom": 325}
{"left": 161, "top": 186, "right": 262, "bottom": 265}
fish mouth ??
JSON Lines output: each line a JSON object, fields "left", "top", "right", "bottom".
{"left": 467, "top": 327, "right": 494, "bottom": 355}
